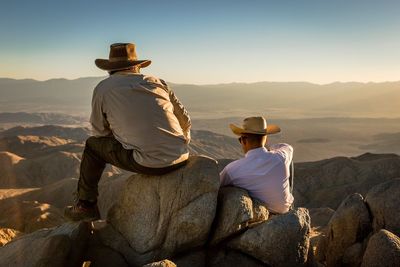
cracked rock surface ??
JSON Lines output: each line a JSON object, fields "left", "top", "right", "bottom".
{"left": 228, "top": 207, "right": 311, "bottom": 267}
{"left": 107, "top": 156, "right": 220, "bottom": 266}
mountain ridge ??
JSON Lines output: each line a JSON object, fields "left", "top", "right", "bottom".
{"left": 1, "top": 77, "right": 399, "bottom": 119}
{"left": 1, "top": 76, "right": 400, "bottom": 86}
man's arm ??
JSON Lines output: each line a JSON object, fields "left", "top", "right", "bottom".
{"left": 89, "top": 88, "right": 112, "bottom": 137}
{"left": 269, "top": 143, "right": 294, "bottom": 165}
{"left": 168, "top": 89, "right": 192, "bottom": 143}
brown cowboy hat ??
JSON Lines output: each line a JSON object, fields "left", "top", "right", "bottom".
{"left": 95, "top": 43, "right": 151, "bottom": 71}
{"left": 229, "top": 116, "right": 281, "bottom": 136}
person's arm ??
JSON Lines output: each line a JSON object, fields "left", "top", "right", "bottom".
{"left": 168, "top": 88, "right": 192, "bottom": 143}
{"left": 269, "top": 143, "right": 294, "bottom": 165}
{"left": 89, "top": 87, "right": 112, "bottom": 137}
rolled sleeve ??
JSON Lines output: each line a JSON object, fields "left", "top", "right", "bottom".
{"left": 168, "top": 87, "right": 191, "bottom": 143}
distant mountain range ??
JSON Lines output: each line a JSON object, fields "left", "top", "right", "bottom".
{"left": 0, "top": 112, "right": 86, "bottom": 125}
{"left": 0, "top": 77, "right": 399, "bottom": 118}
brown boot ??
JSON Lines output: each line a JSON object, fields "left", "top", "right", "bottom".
{"left": 64, "top": 201, "right": 100, "bottom": 222}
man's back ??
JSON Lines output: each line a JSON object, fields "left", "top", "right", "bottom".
{"left": 220, "top": 144, "right": 294, "bottom": 213}
{"left": 65, "top": 42, "right": 192, "bottom": 222}
{"left": 91, "top": 72, "right": 190, "bottom": 168}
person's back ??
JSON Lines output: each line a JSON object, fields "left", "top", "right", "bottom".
{"left": 219, "top": 117, "right": 294, "bottom": 214}
{"left": 220, "top": 144, "right": 293, "bottom": 214}
{"left": 65, "top": 42, "right": 191, "bottom": 221}
{"left": 92, "top": 72, "right": 189, "bottom": 168}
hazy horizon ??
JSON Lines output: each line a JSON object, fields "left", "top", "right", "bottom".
{"left": 1, "top": 1, "right": 400, "bottom": 84}
{"left": 1, "top": 78, "right": 399, "bottom": 120}
{"left": 1, "top": 75, "right": 400, "bottom": 87}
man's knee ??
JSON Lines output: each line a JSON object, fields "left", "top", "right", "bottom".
{"left": 85, "top": 136, "right": 99, "bottom": 149}
{"left": 84, "top": 136, "right": 117, "bottom": 158}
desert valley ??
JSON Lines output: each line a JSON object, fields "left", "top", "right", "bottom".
{"left": 0, "top": 78, "right": 399, "bottom": 266}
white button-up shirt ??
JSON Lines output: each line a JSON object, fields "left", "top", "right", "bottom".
{"left": 90, "top": 72, "right": 191, "bottom": 168}
{"left": 220, "top": 144, "right": 294, "bottom": 214}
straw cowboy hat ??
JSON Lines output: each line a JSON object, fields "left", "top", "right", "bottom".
{"left": 230, "top": 116, "right": 281, "bottom": 136}
{"left": 95, "top": 43, "right": 151, "bottom": 71}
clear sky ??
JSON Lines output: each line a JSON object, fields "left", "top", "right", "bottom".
{"left": 0, "top": 0, "right": 399, "bottom": 84}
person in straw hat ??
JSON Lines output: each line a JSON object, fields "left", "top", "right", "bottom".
{"left": 220, "top": 116, "right": 294, "bottom": 214}
{"left": 65, "top": 43, "right": 191, "bottom": 221}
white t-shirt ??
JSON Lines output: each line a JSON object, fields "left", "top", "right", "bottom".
{"left": 220, "top": 144, "right": 294, "bottom": 214}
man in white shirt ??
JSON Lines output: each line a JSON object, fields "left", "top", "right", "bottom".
{"left": 220, "top": 117, "right": 294, "bottom": 214}
{"left": 65, "top": 43, "right": 191, "bottom": 221}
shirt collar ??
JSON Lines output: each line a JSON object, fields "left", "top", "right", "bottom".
{"left": 112, "top": 70, "right": 141, "bottom": 75}
{"left": 245, "top": 146, "right": 268, "bottom": 157}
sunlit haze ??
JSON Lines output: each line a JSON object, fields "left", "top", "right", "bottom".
{"left": 0, "top": 0, "right": 399, "bottom": 84}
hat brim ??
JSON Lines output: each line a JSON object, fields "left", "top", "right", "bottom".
{"left": 229, "top": 123, "right": 281, "bottom": 136}
{"left": 95, "top": 59, "right": 151, "bottom": 71}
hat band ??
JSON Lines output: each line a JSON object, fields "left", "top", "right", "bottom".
{"left": 109, "top": 56, "right": 136, "bottom": 62}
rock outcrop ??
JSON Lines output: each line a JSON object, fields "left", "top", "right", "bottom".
{"left": 361, "top": 229, "right": 400, "bottom": 267}
{"left": 365, "top": 178, "right": 400, "bottom": 236}
{"left": 342, "top": 242, "right": 364, "bottom": 267}
{"left": 324, "top": 193, "right": 372, "bottom": 267}
{"left": 97, "top": 174, "right": 130, "bottom": 218}
{"left": 229, "top": 208, "right": 311, "bottom": 267}
{"left": 210, "top": 186, "right": 268, "bottom": 245}
{"left": 93, "top": 223, "right": 137, "bottom": 266}
{"left": 0, "top": 222, "right": 89, "bottom": 267}
{"left": 172, "top": 250, "right": 206, "bottom": 267}
{"left": 308, "top": 207, "right": 334, "bottom": 228}
{"left": 84, "top": 228, "right": 129, "bottom": 267}
{"left": 107, "top": 156, "right": 220, "bottom": 266}
{"left": 294, "top": 153, "right": 400, "bottom": 209}
{"left": 314, "top": 178, "right": 400, "bottom": 267}
{"left": 207, "top": 248, "right": 266, "bottom": 267}
{"left": 90, "top": 156, "right": 310, "bottom": 267}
